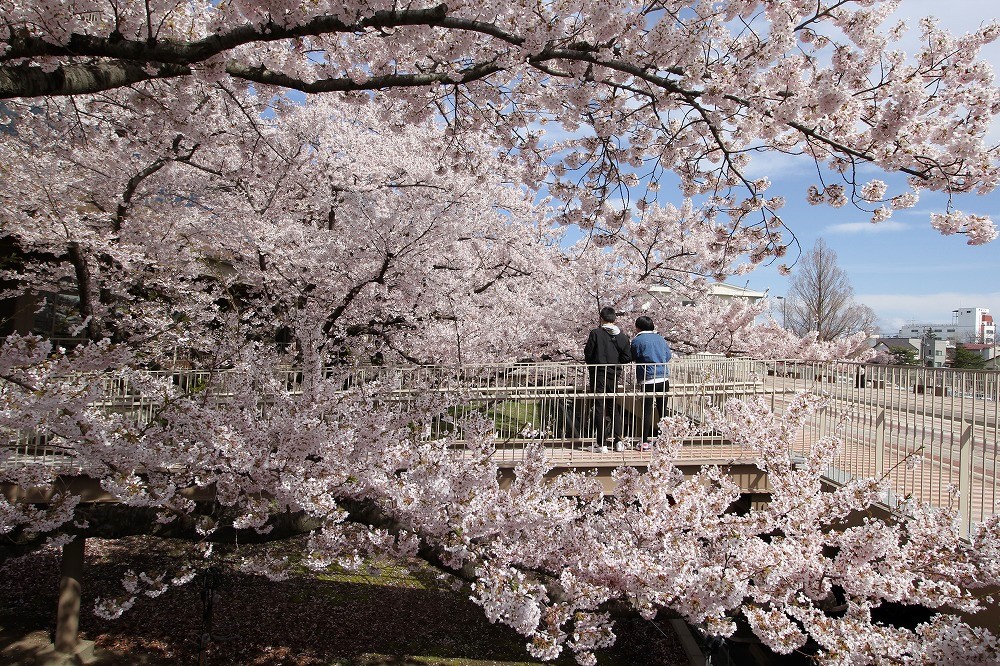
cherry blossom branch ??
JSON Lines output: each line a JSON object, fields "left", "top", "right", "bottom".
{"left": 1, "top": 6, "right": 452, "bottom": 62}
{"left": 225, "top": 60, "right": 506, "bottom": 94}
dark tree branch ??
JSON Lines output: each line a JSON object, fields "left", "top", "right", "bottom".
{"left": 0, "top": 61, "right": 190, "bottom": 98}
{"left": 226, "top": 60, "right": 504, "bottom": 94}
{"left": 2, "top": 6, "right": 451, "bottom": 63}
{"left": 322, "top": 253, "right": 395, "bottom": 336}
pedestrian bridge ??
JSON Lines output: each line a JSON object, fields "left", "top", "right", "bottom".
{"left": 4, "top": 358, "right": 998, "bottom": 535}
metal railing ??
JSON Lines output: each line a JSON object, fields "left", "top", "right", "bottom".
{"left": 1, "top": 357, "right": 766, "bottom": 472}
{"left": 3, "top": 358, "right": 998, "bottom": 534}
{"left": 760, "top": 361, "right": 999, "bottom": 537}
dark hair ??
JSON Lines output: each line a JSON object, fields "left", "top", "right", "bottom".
{"left": 635, "top": 316, "right": 655, "bottom": 332}
{"left": 599, "top": 306, "right": 617, "bottom": 323}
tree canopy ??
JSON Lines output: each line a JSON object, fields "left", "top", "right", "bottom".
{"left": 2, "top": 0, "right": 999, "bottom": 248}
{"left": 784, "top": 238, "right": 878, "bottom": 341}
{"left": 2, "top": 2, "right": 1000, "bottom": 664}
{"left": 953, "top": 345, "right": 987, "bottom": 369}
{"left": 887, "top": 345, "right": 919, "bottom": 366}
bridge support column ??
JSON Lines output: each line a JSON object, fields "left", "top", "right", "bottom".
{"left": 37, "top": 537, "right": 96, "bottom": 665}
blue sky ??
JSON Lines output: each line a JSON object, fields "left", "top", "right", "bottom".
{"left": 738, "top": 1, "right": 1000, "bottom": 334}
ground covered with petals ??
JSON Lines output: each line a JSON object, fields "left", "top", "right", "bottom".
{"left": 0, "top": 537, "right": 688, "bottom": 665}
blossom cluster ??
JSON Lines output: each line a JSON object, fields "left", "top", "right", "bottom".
{"left": 4, "top": 351, "right": 999, "bottom": 664}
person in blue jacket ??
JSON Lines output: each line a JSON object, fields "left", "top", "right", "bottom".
{"left": 630, "top": 316, "right": 672, "bottom": 445}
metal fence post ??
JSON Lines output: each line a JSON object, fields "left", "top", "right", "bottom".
{"left": 874, "top": 408, "right": 886, "bottom": 479}
{"left": 958, "top": 422, "right": 975, "bottom": 540}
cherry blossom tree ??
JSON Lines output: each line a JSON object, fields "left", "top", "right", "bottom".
{"left": 3, "top": 353, "right": 998, "bottom": 663}
{"left": 2, "top": 1, "right": 1000, "bottom": 664}
{"left": 0, "top": 85, "right": 865, "bottom": 364}
{"left": 1, "top": 90, "right": 572, "bottom": 363}
{"left": 2, "top": 0, "right": 998, "bottom": 248}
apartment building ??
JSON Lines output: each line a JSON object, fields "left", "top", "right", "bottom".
{"left": 899, "top": 307, "right": 996, "bottom": 345}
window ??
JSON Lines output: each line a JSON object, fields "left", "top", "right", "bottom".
{"left": 31, "top": 282, "right": 86, "bottom": 345}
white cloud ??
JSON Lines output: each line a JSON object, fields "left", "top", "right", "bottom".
{"left": 894, "top": 207, "right": 939, "bottom": 218}
{"left": 530, "top": 119, "right": 596, "bottom": 148}
{"left": 740, "top": 149, "right": 810, "bottom": 180}
{"left": 606, "top": 196, "right": 638, "bottom": 214}
{"left": 897, "top": 204, "right": 994, "bottom": 218}
{"left": 825, "top": 220, "right": 907, "bottom": 234}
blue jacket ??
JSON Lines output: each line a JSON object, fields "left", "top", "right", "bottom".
{"left": 631, "top": 331, "right": 672, "bottom": 383}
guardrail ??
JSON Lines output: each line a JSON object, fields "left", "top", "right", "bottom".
{"left": 3, "top": 357, "right": 997, "bottom": 534}
{"left": 759, "top": 361, "right": 999, "bottom": 537}
{"left": 1, "top": 357, "right": 768, "bottom": 474}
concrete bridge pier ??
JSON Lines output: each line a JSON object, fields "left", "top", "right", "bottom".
{"left": 37, "top": 538, "right": 95, "bottom": 665}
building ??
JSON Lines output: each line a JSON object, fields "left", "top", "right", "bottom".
{"left": 878, "top": 336, "right": 954, "bottom": 368}
{"left": 899, "top": 307, "right": 996, "bottom": 345}
{"left": 647, "top": 282, "right": 767, "bottom": 305}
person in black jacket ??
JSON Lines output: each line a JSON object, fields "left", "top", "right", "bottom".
{"left": 584, "top": 306, "right": 632, "bottom": 452}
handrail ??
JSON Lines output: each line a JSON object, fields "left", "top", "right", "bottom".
{"left": 3, "top": 357, "right": 997, "bottom": 534}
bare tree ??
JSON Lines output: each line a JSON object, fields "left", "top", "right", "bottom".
{"left": 785, "top": 238, "right": 878, "bottom": 341}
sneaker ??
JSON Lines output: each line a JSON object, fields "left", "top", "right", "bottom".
{"left": 613, "top": 440, "right": 625, "bottom": 452}
{"left": 589, "top": 443, "right": 609, "bottom": 454}
{"left": 639, "top": 441, "right": 652, "bottom": 451}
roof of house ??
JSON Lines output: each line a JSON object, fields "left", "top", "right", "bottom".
{"left": 648, "top": 282, "right": 767, "bottom": 300}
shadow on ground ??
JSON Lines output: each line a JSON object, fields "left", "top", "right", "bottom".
{"left": 0, "top": 537, "right": 688, "bottom": 665}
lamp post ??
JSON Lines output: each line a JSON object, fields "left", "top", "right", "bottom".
{"left": 775, "top": 296, "right": 786, "bottom": 328}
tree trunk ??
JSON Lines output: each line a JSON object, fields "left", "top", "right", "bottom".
{"left": 67, "top": 242, "right": 102, "bottom": 341}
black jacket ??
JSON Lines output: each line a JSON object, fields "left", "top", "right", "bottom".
{"left": 584, "top": 325, "right": 632, "bottom": 366}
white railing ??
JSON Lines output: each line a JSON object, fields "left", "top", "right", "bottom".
{"left": 3, "top": 358, "right": 998, "bottom": 534}
{"left": 759, "top": 361, "right": 999, "bottom": 537}
{"left": 0, "top": 357, "right": 767, "bottom": 472}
